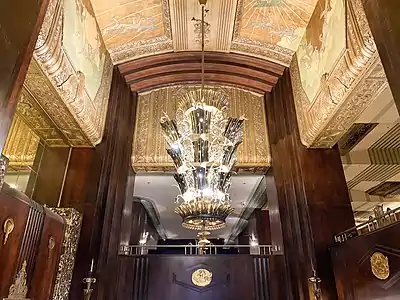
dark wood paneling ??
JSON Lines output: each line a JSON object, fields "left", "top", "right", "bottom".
{"left": 361, "top": 1, "right": 400, "bottom": 112}
{"left": 265, "top": 69, "right": 355, "bottom": 299}
{"left": 0, "top": 0, "right": 50, "bottom": 153}
{"left": 147, "top": 255, "right": 262, "bottom": 300}
{"left": 118, "top": 51, "right": 285, "bottom": 94}
{"left": 60, "top": 148, "right": 94, "bottom": 211}
{"left": 255, "top": 210, "right": 272, "bottom": 245}
{"left": 17, "top": 199, "right": 45, "bottom": 282}
{"left": 29, "top": 208, "right": 64, "bottom": 300}
{"left": 0, "top": 185, "right": 30, "bottom": 298}
{"left": 331, "top": 223, "right": 400, "bottom": 299}
{"left": 32, "top": 146, "right": 70, "bottom": 207}
{"left": 69, "top": 67, "right": 138, "bottom": 300}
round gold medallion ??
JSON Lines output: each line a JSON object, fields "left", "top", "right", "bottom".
{"left": 191, "top": 268, "right": 212, "bottom": 287}
{"left": 370, "top": 252, "right": 390, "bottom": 280}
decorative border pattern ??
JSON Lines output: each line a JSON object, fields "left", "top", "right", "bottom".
{"left": 34, "top": 0, "right": 113, "bottom": 146}
{"left": 290, "top": 0, "right": 388, "bottom": 148}
{"left": 50, "top": 208, "right": 82, "bottom": 300}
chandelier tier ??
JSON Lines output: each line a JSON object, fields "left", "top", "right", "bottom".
{"left": 160, "top": 0, "right": 245, "bottom": 231}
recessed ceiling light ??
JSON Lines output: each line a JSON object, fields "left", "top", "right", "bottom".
{"left": 147, "top": 181, "right": 150, "bottom": 184}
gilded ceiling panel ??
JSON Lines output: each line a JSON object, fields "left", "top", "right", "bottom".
{"left": 169, "top": 0, "right": 237, "bottom": 52}
{"left": 131, "top": 86, "right": 270, "bottom": 173}
{"left": 290, "top": 0, "right": 388, "bottom": 148}
{"left": 34, "top": 0, "right": 113, "bottom": 146}
{"left": 91, "top": 0, "right": 173, "bottom": 63}
{"left": 231, "top": 0, "right": 318, "bottom": 65}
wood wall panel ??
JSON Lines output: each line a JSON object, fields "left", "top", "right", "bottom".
{"left": 0, "top": 0, "right": 50, "bottom": 153}
{"left": 32, "top": 146, "right": 70, "bottom": 207}
{"left": 147, "top": 255, "right": 263, "bottom": 300}
{"left": 331, "top": 223, "right": 400, "bottom": 299}
{"left": 361, "top": 1, "right": 400, "bottom": 112}
{"left": 29, "top": 208, "right": 64, "bottom": 300}
{"left": 60, "top": 148, "right": 95, "bottom": 211}
{"left": 68, "top": 67, "right": 139, "bottom": 300}
{"left": 0, "top": 185, "right": 30, "bottom": 298}
{"left": 265, "top": 69, "right": 356, "bottom": 299}
{"left": 17, "top": 199, "right": 44, "bottom": 281}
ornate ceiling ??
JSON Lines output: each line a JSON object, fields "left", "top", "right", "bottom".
{"left": 90, "top": 0, "right": 319, "bottom": 65}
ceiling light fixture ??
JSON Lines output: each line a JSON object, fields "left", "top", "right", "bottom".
{"left": 160, "top": 0, "right": 245, "bottom": 231}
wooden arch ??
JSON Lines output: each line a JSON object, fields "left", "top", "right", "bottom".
{"left": 118, "top": 52, "right": 285, "bottom": 94}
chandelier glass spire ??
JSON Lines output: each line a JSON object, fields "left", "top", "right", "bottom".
{"left": 160, "top": 0, "right": 245, "bottom": 231}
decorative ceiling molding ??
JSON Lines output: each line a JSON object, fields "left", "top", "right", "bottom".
{"left": 131, "top": 86, "right": 271, "bottom": 174}
{"left": 290, "top": 0, "right": 387, "bottom": 148}
{"left": 90, "top": 0, "right": 319, "bottom": 66}
{"left": 118, "top": 51, "right": 285, "bottom": 93}
{"left": 2, "top": 116, "right": 39, "bottom": 167}
{"left": 34, "top": 0, "right": 113, "bottom": 146}
{"left": 21, "top": 60, "right": 92, "bottom": 147}
{"left": 169, "top": 0, "right": 237, "bottom": 52}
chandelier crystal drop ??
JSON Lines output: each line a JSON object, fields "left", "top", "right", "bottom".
{"left": 160, "top": 0, "right": 245, "bottom": 231}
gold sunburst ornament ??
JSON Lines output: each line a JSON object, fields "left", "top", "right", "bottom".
{"left": 192, "top": 269, "right": 212, "bottom": 287}
{"left": 370, "top": 252, "right": 390, "bottom": 280}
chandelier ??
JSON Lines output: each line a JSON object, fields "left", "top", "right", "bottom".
{"left": 160, "top": 0, "right": 245, "bottom": 231}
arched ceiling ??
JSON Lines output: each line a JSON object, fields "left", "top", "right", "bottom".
{"left": 118, "top": 52, "right": 285, "bottom": 93}
{"left": 90, "top": 0, "right": 318, "bottom": 65}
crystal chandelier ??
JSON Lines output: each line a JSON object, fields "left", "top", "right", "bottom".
{"left": 160, "top": 0, "right": 245, "bottom": 231}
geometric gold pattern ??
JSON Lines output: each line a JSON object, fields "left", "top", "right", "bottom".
{"left": 131, "top": 86, "right": 270, "bottom": 173}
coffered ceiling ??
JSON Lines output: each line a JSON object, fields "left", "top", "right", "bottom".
{"left": 90, "top": 0, "right": 318, "bottom": 65}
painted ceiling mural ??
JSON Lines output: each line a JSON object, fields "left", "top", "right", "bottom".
{"left": 33, "top": 0, "right": 113, "bottom": 146}
{"left": 290, "top": 0, "right": 387, "bottom": 149}
{"left": 89, "top": 0, "right": 319, "bottom": 65}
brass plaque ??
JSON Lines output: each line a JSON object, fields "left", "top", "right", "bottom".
{"left": 191, "top": 269, "right": 212, "bottom": 287}
{"left": 370, "top": 252, "right": 390, "bottom": 280}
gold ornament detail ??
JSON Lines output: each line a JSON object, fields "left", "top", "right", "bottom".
{"left": 370, "top": 252, "right": 390, "bottom": 280}
{"left": 191, "top": 269, "right": 212, "bottom": 287}
{"left": 50, "top": 208, "right": 83, "bottom": 300}
{"left": 3, "top": 218, "right": 15, "bottom": 246}
{"left": 8, "top": 261, "right": 28, "bottom": 298}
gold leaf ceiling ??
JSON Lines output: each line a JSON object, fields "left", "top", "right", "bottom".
{"left": 90, "top": 0, "right": 319, "bottom": 65}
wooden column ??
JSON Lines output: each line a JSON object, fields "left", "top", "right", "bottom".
{"left": 0, "top": 0, "right": 50, "bottom": 153}
{"left": 361, "top": 1, "right": 400, "bottom": 112}
{"left": 265, "top": 69, "right": 355, "bottom": 300}
{"left": 67, "top": 67, "right": 138, "bottom": 299}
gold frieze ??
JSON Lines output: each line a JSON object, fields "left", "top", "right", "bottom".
{"left": 132, "top": 86, "right": 270, "bottom": 173}
{"left": 2, "top": 116, "right": 39, "bottom": 167}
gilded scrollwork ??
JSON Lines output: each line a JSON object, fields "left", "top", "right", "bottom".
{"left": 33, "top": 0, "right": 113, "bottom": 146}
{"left": 50, "top": 208, "right": 83, "bottom": 300}
{"left": 131, "top": 86, "right": 270, "bottom": 173}
{"left": 290, "top": 0, "right": 388, "bottom": 148}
